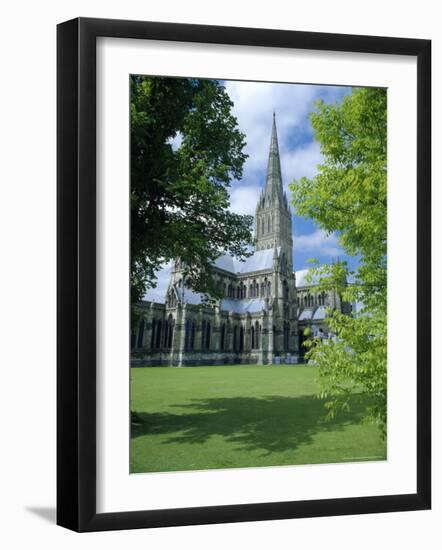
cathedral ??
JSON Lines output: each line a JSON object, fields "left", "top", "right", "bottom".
{"left": 131, "top": 115, "right": 350, "bottom": 366}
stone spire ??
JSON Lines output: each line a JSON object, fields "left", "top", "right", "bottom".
{"left": 254, "top": 113, "right": 293, "bottom": 268}
{"left": 264, "top": 112, "right": 283, "bottom": 198}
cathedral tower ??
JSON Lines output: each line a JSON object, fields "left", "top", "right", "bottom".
{"left": 254, "top": 114, "right": 293, "bottom": 270}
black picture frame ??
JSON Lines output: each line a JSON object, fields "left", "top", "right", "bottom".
{"left": 57, "top": 17, "right": 431, "bottom": 532}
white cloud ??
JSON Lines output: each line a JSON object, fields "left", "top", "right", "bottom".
{"left": 294, "top": 229, "right": 343, "bottom": 257}
{"left": 229, "top": 184, "right": 261, "bottom": 215}
{"left": 143, "top": 261, "right": 172, "bottom": 302}
{"left": 224, "top": 81, "right": 348, "bottom": 191}
{"left": 225, "top": 81, "right": 318, "bottom": 182}
{"left": 281, "top": 141, "right": 323, "bottom": 192}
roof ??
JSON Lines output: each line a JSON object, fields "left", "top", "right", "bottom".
{"left": 313, "top": 305, "right": 327, "bottom": 320}
{"left": 214, "top": 247, "right": 278, "bottom": 275}
{"left": 295, "top": 268, "right": 321, "bottom": 288}
{"left": 220, "top": 298, "right": 265, "bottom": 314}
{"left": 299, "top": 309, "right": 313, "bottom": 320}
{"left": 298, "top": 305, "right": 327, "bottom": 321}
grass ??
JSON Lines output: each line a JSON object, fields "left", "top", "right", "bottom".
{"left": 130, "top": 364, "right": 386, "bottom": 473}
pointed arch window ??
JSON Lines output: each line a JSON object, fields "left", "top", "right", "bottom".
{"left": 201, "top": 320, "right": 206, "bottom": 349}
{"left": 131, "top": 330, "right": 136, "bottom": 350}
{"left": 185, "top": 319, "right": 192, "bottom": 350}
{"left": 220, "top": 323, "right": 226, "bottom": 351}
{"left": 150, "top": 319, "right": 156, "bottom": 349}
{"left": 190, "top": 320, "right": 195, "bottom": 349}
{"left": 155, "top": 320, "right": 162, "bottom": 349}
{"left": 256, "top": 321, "right": 261, "bottom": 349}
{"left": 190, "top": 319, "right": 194, "bottom": 350}
{"left": 137, "top": 319, "right": 145, "bottom": 349}
{"left": 239, "top": 326, "right": 244, "bottom": 352}
{"left": 205, "top": 322, "right": 211, "bottom": 350}
{"left": 284, "top": 322, "right": 290, "bottom": 352}
{"left": 163, "top": 314, "right": 173, "bottom": 349}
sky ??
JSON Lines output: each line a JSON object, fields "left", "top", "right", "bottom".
{"left": 146, "top": 80, "right": 359, "bottom": 302}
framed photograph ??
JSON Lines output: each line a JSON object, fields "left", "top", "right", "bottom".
{"left": 57, "top": 17, "right": 431, "bottom": 532}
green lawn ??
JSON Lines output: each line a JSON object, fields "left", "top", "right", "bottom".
{"left": 130, "top": 365, "right": 386, "bottom": 473}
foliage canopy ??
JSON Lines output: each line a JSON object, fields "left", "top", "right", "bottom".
{"left": 131, "top": 76, "right": 253, "bottom": 310}
{"left": 290, "top": 88, "right": 387, "bottom": 433}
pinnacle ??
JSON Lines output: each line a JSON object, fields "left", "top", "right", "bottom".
{"left": 265, "top": 113, "right": 283, "bottom": 197}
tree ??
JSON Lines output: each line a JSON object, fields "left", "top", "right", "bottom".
{"left": 131, "top": 76, "right": 253, "bottom": 312}
{"left": 290, "top": 88, "right": 387, "bottom": 434}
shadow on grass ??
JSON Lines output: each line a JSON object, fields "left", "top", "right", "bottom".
{"left": 131, "top": 394, "right": 373, "bottom": 455}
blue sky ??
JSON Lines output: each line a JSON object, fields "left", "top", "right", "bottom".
{"left": 146, "top": 80, "right": 359, "bottom": 301}
{"left": 223, "top": 80, "right": 357, "bottom": 272}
